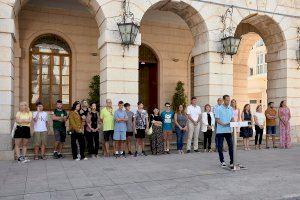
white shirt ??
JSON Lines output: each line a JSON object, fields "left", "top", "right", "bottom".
{"left": 33, "top": 111, "right": 48, "bottom": 132}
{"left": 187, "top": 105, "right": 201, "bottom": 122}
{"left": 254, "top": 112, "right": 265, "bottom": 126}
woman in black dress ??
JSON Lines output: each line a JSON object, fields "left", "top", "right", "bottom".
{"left": 150, "top": 108, "right": 164, "bottom": 155}
{"left": 86, "top": 103, "right": 100, "bottom": 158}
{"left": 240, "top": 104, "right": 253, "bottom": 151}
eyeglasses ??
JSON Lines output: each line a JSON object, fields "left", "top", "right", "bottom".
{"left": 166, "top": 105, "right": 171, "bottom": 107}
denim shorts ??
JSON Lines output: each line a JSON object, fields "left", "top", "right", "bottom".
{"left": 113, "top": 131, "right": 126, "bottom": 141}
{"left": 266, "top": 126, "right": 276, "bottom": 135}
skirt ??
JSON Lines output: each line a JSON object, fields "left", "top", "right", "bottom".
{"left": 14, "top": 126, "right": 31, "bottom": 139}
{"left": 240, "top": 127, "right": 253, "bottom": 138}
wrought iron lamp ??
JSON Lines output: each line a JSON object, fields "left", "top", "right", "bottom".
{"left": 220, "top": 6, "right": 241, "bottom": 63}
{"left": 117, "top": 0, "right": 139, "bottom": 47}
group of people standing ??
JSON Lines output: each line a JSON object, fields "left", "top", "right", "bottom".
{"left": 13, "top": 94, "right": 292, "bottom": 167}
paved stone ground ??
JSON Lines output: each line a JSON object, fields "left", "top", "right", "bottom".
{"left": 0, "top": 146, "right": 300, "bottom": 200}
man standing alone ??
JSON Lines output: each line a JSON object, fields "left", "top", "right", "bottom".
{"left": 215, "top": 95, "right": 234, "bottom": 168}
{"left": 186, "top": 97, "right": 201, "bottom": 153}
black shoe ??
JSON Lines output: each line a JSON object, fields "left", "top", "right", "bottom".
{"left": 134, "top": 151, "right": 138, "bottom": 157}
{"left": 114, "top": 153, "right": 119, "bottom": 158}
{"left": 128, "top": 151, "right": 132, "bottom": 155}
{"left": 53, "top": 152, "right": 59, "bottom": 159}
{"left": 166, "top": 151, "right": 170, "bottom": 154}
{"left": 186, "top": 150, "right": 191, "bottom": 153}
{"left": 142, "top": 151, "right": 147, "bottom": 156}
{"left": 58, "top": 153, "right": 63, "bottom": 159}
{"left": 194, "top": 149, "right": 200, "bottom": 153}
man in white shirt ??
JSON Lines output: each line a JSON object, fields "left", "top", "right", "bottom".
{"left": 186, "top": 96, "right": 202, "bottom": 153}
{"left": 33, "top": 102, "right": 49, "bottom": 160}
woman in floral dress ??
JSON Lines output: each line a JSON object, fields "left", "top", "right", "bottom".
{"left": 278, "top": 100, "right": 291, "bottom": 148}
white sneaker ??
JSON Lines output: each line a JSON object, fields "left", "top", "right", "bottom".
{"left": 75, "top": 158, "right": 80, "bottom": 161}
{"left": 221, "top": 162, "right": 227, "bottom": 167}
{"left": 23, "top": 157, "right": 30, "bottom": 163}
{"left": 82, "top": 158, "right": 88, "bottom": 161}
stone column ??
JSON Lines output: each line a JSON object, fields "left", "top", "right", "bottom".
{"left": 97, "top": 20, "right": 141, "bottom": 110}
{"left": 0, "top": 20, "right": 15, "bottom": 160}
{"left": 193, "top": 51, "right": 233, "bottom": 108}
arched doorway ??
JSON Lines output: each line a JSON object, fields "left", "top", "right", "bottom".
{"left": 233, "top": 15, "right": 286, "bottom": 111}
{"left": 139, "top": 44, "right": 158, "bottom": 113}
{"left": 139, "top": 0, "right": 208, "bottom": 108}
{"left": 29, "top": 34, "right": 71, "bottom": 110}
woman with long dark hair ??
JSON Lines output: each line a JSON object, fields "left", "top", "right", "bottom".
{"left": 69, "top": 101, "right": 87, "bottom": 160}
{"left": 174, "top": 105, "right": 188, "bottom": 154}
{"left": 149, "top": 108, "right": 164, "bottom": 155}
{"left": 86, "top": 102, "right": 100, "bottom": 158}
{"left": 240, "top": 104, "right": 253, "bottom": 150}
{"left": 278, "top": 100, "right": 291, "bottom": 148}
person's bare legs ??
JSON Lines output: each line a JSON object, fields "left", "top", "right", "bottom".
{"left": 59, "top": 142, "right": 64, "bottom": 154}
{"left": 141, "top": 138, "right": 145, "bottom": 152}
{"left": 163, "top": 132, "right": 168, "bottom": 151}
{"left": 14, "top": 139, "right": 22, "bottom": 159}
{"left": 126, "top": 136, "right": 132, "bottom": 153}
{"left": 105, "top": 142, "right": 110, "bottom": 155}
{"left": 41, "top": 144, "right": 46, "bottom": 156}
{"left": 243, "top": 138, "right": 247, "bottom": 150}
{"left": 272, "top": 135, "right": 276, "bottom": 147}
{"left": 266, "top": 135, "right": 269, "bottom": 148}
{"left": 22, "top": 139, "right": 29, "bottom": 157}
{"left": 34, "top": 145, "right": 39, "bottom": 157}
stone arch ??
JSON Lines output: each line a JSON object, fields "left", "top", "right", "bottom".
{"left": 233, "top": 14, "right": 287, "bottom": 109}
{"left": 139, "top": 0, "right": 209, "bottom": 107}
{"left": 12, "top": 0, "right": 106, "bottom": 28}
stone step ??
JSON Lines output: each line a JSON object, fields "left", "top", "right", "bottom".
{"left": 21, "top": 134, "right": 280, "bottom": 158}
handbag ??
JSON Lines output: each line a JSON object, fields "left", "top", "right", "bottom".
{"left": 147, "top": 126, "right": 153, "bottom": 135}
{"left": 11, "top": 122, "right": 17, "bottom": 138}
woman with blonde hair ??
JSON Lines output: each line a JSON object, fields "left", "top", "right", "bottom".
{"left": 254, "top": 105, "right": 265, "bottom": 149}
{"left": 231, "top": 99, "right": 240, "bottom": 133}
{"left": 14, "top": 102, "right": 32, "bottom": 163}
{"left": 201, "top": 104, "right": 215, "bottom": 152}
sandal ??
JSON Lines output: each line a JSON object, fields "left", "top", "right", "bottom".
{"left": 42, "top": 155, "right": 47, "bottom": 160}
{"left": 34, "top": 155, "right": 39, "bottom": 160}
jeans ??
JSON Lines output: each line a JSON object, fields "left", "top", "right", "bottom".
{"left": 203, "top": 130, "right": 212, "bottom": 150}
{"left": 216, "top": 133, "right": 233, "bottom": 164}
{"left": 71, "top": 132, "right": 85, "bottom": 159}
{"left": 255, "top": 125, "right": 263, "bottom": 145}
{"left": 175, "top": 127, "right": 185, "bottom": 150}
{"left": 85, "top": 131, "right": 99, "bottom": 155}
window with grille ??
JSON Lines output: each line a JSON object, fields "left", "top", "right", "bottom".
{"left": 30, "top": 34, "right": 71, "bottom": 110}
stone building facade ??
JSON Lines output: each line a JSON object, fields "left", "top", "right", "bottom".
{"left": 0, "top": 0, "right": 300, "bottom": 159}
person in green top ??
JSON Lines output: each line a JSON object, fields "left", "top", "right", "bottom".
{"left": 51, "top": 100, "right": 68, "bottom": 159}
{"left": 100, "top": 99, "right": 115, "bottom": 156}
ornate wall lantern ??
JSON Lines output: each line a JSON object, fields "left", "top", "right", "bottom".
{"left": 297, "top": 27, "right": 300, "bottom": 68}
{"left": 117, "top": 0, "right": 140, "bottom": 47}
{"left": 220, "top": 6, "right": 241, "bottom": 63}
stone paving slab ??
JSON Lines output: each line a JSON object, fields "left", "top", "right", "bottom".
{"left": 0, "top": 146, "right": 300, "bottom": 200}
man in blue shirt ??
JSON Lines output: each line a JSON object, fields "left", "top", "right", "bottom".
{"left": 114, "top": 101, "right": 128, "bottom": 157}
{"left": 161, "top": 102, "right": 174, "bottom": 154}
{"left": 215, "top": 95, "right": 234, "bottom": 168}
